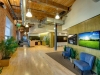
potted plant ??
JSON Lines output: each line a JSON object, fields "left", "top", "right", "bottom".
{"left": 70, "top": 48, "right": 77, "bottom": 63}
{"left": 96, "top": 57, "right": 100, "bottom": 75}
{"left": 0, "top": 37, "right": 18, "bottom": 66}
{"left": 43, "top": 36, "right": 50, "bottom": 46}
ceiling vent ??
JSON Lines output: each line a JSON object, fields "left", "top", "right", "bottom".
{"left": 42, "top": 17, "right": 64, "bottom": 25}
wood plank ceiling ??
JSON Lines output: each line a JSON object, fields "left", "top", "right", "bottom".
{"left": 26, "top": 0, "right": 76, "bottom": 20}
{"left": 1, "top": 0, "right": 75, "bottom": 33}
{"left": 3, "top": 0, "right": 76, "bottom": 21}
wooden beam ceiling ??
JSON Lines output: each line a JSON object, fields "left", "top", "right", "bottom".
{"left": 31, "top": 0, "right": 68, "bottom": 11}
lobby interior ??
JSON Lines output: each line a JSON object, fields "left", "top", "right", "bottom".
{"left": 0, "top": 0, "right": 100, "bottom": 75}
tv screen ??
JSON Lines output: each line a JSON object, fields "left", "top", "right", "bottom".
{"left": 57, "top": 36, "right": 67, "bottom": 42}
{"left": 29, "top": 36, "right": 40, "bottom": 40}
{"left": 68, "top": 34, "right": 77, "bottom": 45}
{"left": 78, "top": 31, "right": 100, "bottom": 50}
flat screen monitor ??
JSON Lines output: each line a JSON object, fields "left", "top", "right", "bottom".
{"left": 78, "top": 31, "right": 100, "bottom": 50}
{"left": 68, "top": 34, "right": 77, "bottom": 45}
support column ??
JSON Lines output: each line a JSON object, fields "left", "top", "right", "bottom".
{"left": 54, "top": 23, "right": 57, "bottom": 50}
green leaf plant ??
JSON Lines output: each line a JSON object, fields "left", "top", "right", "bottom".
{"left": 0, "top": 37, "right": 18, "bottom": 59}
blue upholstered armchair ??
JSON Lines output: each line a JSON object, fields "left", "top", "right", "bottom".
{"left": 74, "top": 52, "right": 95, "bottom": 75}
{"left": 62, "top": 47, "right": 71, "bottom": 59}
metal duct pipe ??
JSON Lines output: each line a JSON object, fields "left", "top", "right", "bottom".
{"left": 7, "top": 0, "right": 18, "bottom": 22}
{"left": 20, "top": 0, "right": 26, "bottom": 25}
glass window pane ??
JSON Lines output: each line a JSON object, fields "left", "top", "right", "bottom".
{"left": 5, "top": 27, "right": 10, "bottom": 36}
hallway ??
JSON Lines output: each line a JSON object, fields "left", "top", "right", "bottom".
{"left": 0, "top": 46, "right": 75, "bottom": 75}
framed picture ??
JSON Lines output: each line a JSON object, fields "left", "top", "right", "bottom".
{"left": 78, "top": 31, "right": 100, "bottom": 50}
{"left": 68, "top": 34, "right": 77, "bottom": 45}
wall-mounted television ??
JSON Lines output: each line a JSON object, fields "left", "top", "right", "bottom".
{"left": 68, "top": 34, "right": 77, "bottom": 45}
{"left": 78, "top": 31, "right": 100, "bottom": 50}
{"left": 57, "top": 36, "right": 67, "bottom": 42}
{"left": 29, "top": 36, "right": 40, "bottom": 40}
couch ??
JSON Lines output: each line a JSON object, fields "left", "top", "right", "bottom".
{"left": 74, "top": 52, "right": 95, "bottom": 75}
{"left": 62, "top": 47, "right": 71, "bottom": 59}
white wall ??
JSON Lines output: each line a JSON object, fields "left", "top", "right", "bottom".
{"left": 28, "top": 33, "right": 39, "bottom": 36}
{"left": 62, "top": 0, "right": 100, "bottom": 30}
{"left": 29, "top": 25, "right": 62, "bottom": 33}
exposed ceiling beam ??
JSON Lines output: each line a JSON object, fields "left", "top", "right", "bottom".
{"left": 30, "top": 8, "right": 55, "bottom": 15}
{"left": 30, "top": 11, "right": 54, "bottom": 20}
{"left": 11, "top": 5, "right": 20, "bottom": 7}
{"left": 31, "top": 0, "right": 68, "bottom": 11}
{"left": 67, "top": 0, "right": 76, "bottom": 7}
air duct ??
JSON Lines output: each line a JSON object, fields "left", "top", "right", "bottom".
{"left": 20, "top": 0, "right": 26, "bottom": 25}
{"left": 42, "top": 17, "right": 64, "bottom": 25}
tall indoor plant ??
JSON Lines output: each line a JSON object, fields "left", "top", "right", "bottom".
{"left": 96, "top": 57, "right": 100, "bottom": 75}
{"left": 43, "top": 35, "right": 50, "bottom": 46}
{"left": 0, "top": 36, "right": 18, "bottom": 66}
{"left": 70, "top": 48, "right": 77, "bottom": 63}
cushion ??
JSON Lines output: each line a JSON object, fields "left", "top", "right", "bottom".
{"left": 74, "top": 60, "right": 91, "bottom": 71}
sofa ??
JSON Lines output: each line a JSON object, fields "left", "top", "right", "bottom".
{"left": 74, "top": 52, "right": 95, "bottom": 75}
{"left": 62, "top": 47, "right": 71, "bottom": 59}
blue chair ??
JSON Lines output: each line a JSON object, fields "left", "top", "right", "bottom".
{"left": 74, "top": 52, "right": 95, "bottom": 75}
{"left": 62, "top": 47, "right": 71, "bottom": 59}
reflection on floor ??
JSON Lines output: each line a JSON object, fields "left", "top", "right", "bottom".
{"left": 0, "top": 46, "right": 75, "bottom": 75}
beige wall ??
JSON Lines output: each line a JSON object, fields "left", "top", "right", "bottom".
{"left": 67, "top": 14, "right": 100, "bottom": 72}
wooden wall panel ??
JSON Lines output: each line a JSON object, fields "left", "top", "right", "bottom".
{"left": 67, "top": 14, "right": 100, "bottom": 73}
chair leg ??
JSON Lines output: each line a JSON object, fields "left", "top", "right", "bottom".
{"left": 81, "top": 70, "right": 83, "bottom": 75}
{"left": 90, "top": 70, "right": 92, "bottom": 74}
{"left": 64, "top": 56, "right": 66, "bottom": 59}
{"left": 74, "top": 64, "right": 75, "bottom": 68}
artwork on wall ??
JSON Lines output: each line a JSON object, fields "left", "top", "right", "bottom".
{"left": 68, "top": 34, "right": 77, "bottom": 45}
{"left": 57, "top": 36, "right": 67, "bottom": 42}
{"left": 29, "top": 36, "right": 40, "bottom": 40}
{"left": 78, "top": 31, "right": 100, "bottom": 50}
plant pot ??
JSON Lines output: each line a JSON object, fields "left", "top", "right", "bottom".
{"left": 70, "top": 58, "right": 76, "bottom": 63}
{"left": 0, "top": 58, "right": 10, "bottom": 67}
{"left": 0, "top": 52, "right": 2, "bottom": 60}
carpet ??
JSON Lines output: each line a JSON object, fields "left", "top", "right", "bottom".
{"left": 46, "top": 51, "right": 96, "bottom": 75}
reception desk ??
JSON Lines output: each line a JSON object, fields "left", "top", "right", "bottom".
{"left": 30, "top": 40, "right": 41, "bottom": 47}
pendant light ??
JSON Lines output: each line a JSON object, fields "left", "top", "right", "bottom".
{"left": 55, "top": 8, "right": 60, "bottom": 19}
{"left": 26, "top": 9, "right": 32, "bottom": 17}
{"left": 25, "top": 23, "right": 29, "bottom": 27}
{"left": 55, "top": 13, "right": 60, "bottom": 19}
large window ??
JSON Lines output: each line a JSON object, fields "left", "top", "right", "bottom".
{"left": 5, "top": 17, "right": 13, "bottom": 40}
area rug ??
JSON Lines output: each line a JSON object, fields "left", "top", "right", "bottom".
{"left": 46, "top": 51, "right": 96, "bottom": 75}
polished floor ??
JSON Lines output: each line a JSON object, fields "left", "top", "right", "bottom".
{"left": 0, "top": 46, "right": 75, "bottom": 75}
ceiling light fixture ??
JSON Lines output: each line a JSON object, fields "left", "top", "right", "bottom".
{"left": 25, "top": 24, "right": 29, "bottom": 27}
{"left": 55, "top": 13, "right": 60, "bottom": 19}
{"left": 55, "top": 8, "right": 60, "bottom": 19}
{"left": 26, "top": 9, "right": 32, "bottom": 17}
